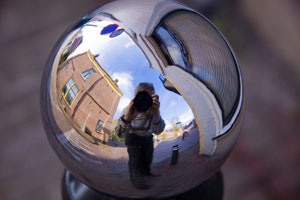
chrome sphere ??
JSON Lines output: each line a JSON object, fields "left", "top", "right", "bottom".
{"left": 40, "top": 0, "right": 243, "bottom": 198}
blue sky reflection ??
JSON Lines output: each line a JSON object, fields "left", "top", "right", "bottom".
{"left": 70, "top": 21, "right": 194, "bottom": 129}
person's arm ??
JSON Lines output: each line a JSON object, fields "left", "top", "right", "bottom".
{"left": 150, "top": 94, "right": 165, "bottom": 134}
{"left": 115, "top": 100, "right": 138, "bottom": 138}
{"left": 115, "top": 106, "right": 131, "bottom": 138}
{"left": 115, "top": 115, "right": 130, "bottom": 138}
{"left": 151, "top": 116, "right": 165, "bottom": 134}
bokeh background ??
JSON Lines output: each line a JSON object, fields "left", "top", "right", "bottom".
{"left": 0, "top": 0, "right": 299, "bottom": 199}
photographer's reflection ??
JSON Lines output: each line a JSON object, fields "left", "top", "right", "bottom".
{"left": 116, "top": 83, "right": 165, "bottom": 189}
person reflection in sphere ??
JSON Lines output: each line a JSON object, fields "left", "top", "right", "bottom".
{"left": 116, "top": 83, "right": 165, "bottom": 189}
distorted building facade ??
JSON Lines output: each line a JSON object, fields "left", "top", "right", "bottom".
{"left": 57, "top": 50, "right": 122, "bottom": 144}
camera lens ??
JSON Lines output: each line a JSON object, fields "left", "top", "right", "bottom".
{"left": 133, "top": 91, "right": 153, "bottom": 112}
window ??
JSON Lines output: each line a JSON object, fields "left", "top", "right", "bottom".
{"left": 152, "top": 10, "right": 240, "bottom": 125}
{"left": 62, "top": 78, "right": 79, "bottom": 106}
{"left": 153, "top": 24, "right": 190, "bottom": 70}
{"left": 85, "top": 127, "right": 92, "bottom": 135}
{"left": 62, "top": 78, "right": 74, "bottom": 95}
{"left": 96, "top": 120, "right": 104, "bottom": 132}
{"left": 81, "top": 69, "right": 95, "bottom": 80}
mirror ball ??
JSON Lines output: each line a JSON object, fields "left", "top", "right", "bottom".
{"left": 40, "top": 0, "right": 243, "bottom": 198}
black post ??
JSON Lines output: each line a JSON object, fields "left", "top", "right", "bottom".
{"left": 62, "top": 170, "right": 223, "bottom": 200}
{"left": 171, "top": 145, "right": 179, "bottom": 165}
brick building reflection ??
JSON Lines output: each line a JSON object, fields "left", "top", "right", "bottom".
{"left": 57, "top": 50, "right": 122, "bottom": 144}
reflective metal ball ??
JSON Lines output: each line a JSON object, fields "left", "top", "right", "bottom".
{"left": 40, "top": 0, "right": 243, "bottom": 198}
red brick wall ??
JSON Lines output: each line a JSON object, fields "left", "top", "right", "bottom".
{"left": 57, "top": 51, "right": 121, "bottom": 143}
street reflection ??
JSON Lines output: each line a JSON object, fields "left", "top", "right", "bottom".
{"left": 56, "top": 20, "right": 195, "bottom": 154}
{"left": 42, "top": 0, "right": 243, "bottom": 196}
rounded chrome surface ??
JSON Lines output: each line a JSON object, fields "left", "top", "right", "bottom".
{"left": 40, "top": 0, "right": 243, "bottom": 198}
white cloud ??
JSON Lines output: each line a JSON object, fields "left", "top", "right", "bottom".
{"left": 164, "top": 120, "right": 173, "bottom": 130}
{"left": 111, "top": 72, "right": 135, "bottom": 118}
{"left": 169, "top": 100, "right": 177, "bottom": 107}
{"left": 125, "top": 41, "right": 135, "bottom": 48}
{"left": 116, "top": 96, "right": 131, "bottom": 113}
{"left": 72, "top": 26, "right": 98, "bottom": 55}
{"left": 179, "top": 108, "right": 194, "bottom": 125}
{"left": 111, "top": 72, "right": 134, "bottom": 96}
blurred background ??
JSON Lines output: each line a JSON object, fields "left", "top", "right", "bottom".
{"left": 0, "top": 0, "right": 299, "bottom": 199}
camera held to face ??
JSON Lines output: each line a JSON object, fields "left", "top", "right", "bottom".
{"left": 133, "top": 91, "right": 153, "bottom": 112}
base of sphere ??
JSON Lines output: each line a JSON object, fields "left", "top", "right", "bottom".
{"left": 61, "top": 170, "right": 223, "bottom": 200}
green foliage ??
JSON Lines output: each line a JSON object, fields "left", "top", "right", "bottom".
{"left": 158, "top": 131, "right": 167, "bottom": 140}
{"left": 110, "top": 128, "right": 125, "bottom": 143}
